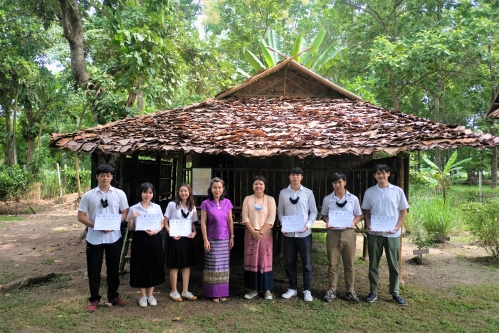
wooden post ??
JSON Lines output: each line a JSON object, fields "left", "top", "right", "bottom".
{"left": 176, "top": 150, "right": 185, "bottom": 189}
{"left": 397, "top": 152, "right": 406, "bottom": 284}
{"left": 56, "top": 163, "right": 63, "bottom": 198}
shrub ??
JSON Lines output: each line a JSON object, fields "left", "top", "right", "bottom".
{"left": 0, "top": 165, "right": 33, "bottom": 202}
{"left": 462, "top": 198, "right": 499, "bottom": 259}
{"left": 408, "top": 196, "right": 459, "bottom": 238}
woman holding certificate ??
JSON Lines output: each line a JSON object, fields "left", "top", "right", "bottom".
{"left": 126, "top": 183, "right": 165, "bottom": 308}
{"left": 241, "top": 175, "right": 276, "bottom": 300}
{"left": 200, "top": 177, "right": 234, "bottom": 303}
{"left": 320, "top": 173, "right": 362, "bottom": 304}
{"left": 164, "top": 183, "right": 198, "bottom": 302}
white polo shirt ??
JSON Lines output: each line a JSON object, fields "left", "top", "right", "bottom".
{"left": 78, "top": 186, "right": 129, "bottom": 245}
{"left": 361, "top": 183, "right": 409, "bottom": 237}
{"left": 321, "top": 190, "right": 362, "bottom": 230}
{"left": 278, "top": 185, "right": 318, "bottom": 238}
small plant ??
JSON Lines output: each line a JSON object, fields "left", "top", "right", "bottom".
{"left": 461, "top": 198, "right": 499, "bottom": 259}
{"left": 421, "top": 151, "right": 471, "bottom": 203}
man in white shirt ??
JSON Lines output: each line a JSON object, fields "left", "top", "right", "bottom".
{"left": 278, "top": 167, "right": 318, "bottom": 302}
{"left": 321, "top": 173, "right": 362, "bottom": 303}
{"left": 361, "top": 164, "right": 409, "bottom": 306}
{"left": 78, "top": 164, "right": 129, "bottom": 312}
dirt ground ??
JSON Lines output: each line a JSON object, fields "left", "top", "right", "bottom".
{"left": 0, "top": 195, "right": 498, "bottom": 306}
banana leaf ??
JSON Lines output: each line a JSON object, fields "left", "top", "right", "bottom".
{"left": 243, "top": 48, "right": 265, "bottom": 71}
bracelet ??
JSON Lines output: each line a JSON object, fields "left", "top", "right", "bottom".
{"left": 231, "top": 235, "right": 235, "bottom": 237}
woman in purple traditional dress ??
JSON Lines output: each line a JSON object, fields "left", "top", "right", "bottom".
{"left": 241, "top": 175, "right": 276, "bottom": 300}
{"left": 200, "top": 177, "right": 234, "bottom": 302}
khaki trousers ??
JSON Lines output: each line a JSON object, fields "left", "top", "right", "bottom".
{"left": 326, "top": 228, "right": 356, "bottom": 291}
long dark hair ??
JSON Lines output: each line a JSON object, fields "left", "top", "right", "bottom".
{"left": 175, "top": 183, "right": 195, "bottom": 211}
{"left": 207, "top": 177, "right": 227, "bottom": 200}
{"left": 135, "top": 182, "right": 156, "bottom": 203}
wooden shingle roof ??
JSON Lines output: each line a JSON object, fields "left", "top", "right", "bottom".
{"left": 50, "top": 97, "right": 498, "bottom": 158}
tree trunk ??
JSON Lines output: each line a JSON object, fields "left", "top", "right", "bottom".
{"left": 389, "top": 70, "right": 400, "bottom": 110}
{"left": 433, "top": 94, "right": 441, "bottom": 169}
{"left": 26, "top": 107, "right": 35, "bottom": 166}
{"left": 4, "top": 109, "right": 13, "bottom": 167}
{"left": 59, "top": 0, "right": 91, "bottom": 87}
{"left": 12, "top": 105, "right": 18, "bottom": 166}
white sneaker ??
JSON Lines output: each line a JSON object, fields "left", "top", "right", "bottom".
{"left": 138, "top": 296, "right": 148, "bottom": 307}
{"left": 169, "top": 291, "right": 183, "bottom": 302}
{"left": 264, "top": 290, "right": 273, "bottom": 300}
{"left": 304, "top": 290, "right": 313, "bottom": 302}
{"left": 181, "top": 291, "right": 197, "bottom": 301}
{"left": 281, "top": 289, "right": 298, "bottom": 299}
{"left": 147, "top": 295, "right": 157, "bottom": 306}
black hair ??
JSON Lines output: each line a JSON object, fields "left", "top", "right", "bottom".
{"left": 288, "top": 166, "right": 304, "bottom": 175}
{"left": 95, "top": 164, "right": 114, "bottom": 175}
{"left": 175, "top": 183, "right": 195, "bottom": 211}
{"left": 329, "top": 172, "right": 347, "bottom": 182}
{"left": 207, "top": 177, "right": 227, "bottom": 200}
{"left": 373, "top": 164, "right": 391, "bottom": 173}
{"left": 135, "top": 182, "right": 156, "bottom": 203}
{"left": 253, "top": 175, "right": 267, "bottom": 186}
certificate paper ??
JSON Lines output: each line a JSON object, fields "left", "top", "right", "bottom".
{"left": 328, "top": 210, "right": 354, "bottom": 229}
{"left": 370, "top": 215, "right": 397, "bottom": 232}
{"left": 169, "top": 219, "right": 193, "bottom": 237}
{"left": 281, "top": 215, "right": 306, "bottom": 233}
{"left": 94, "top": 214, "right": 122, "bottom": 230}
{"left": 135, "top": 214, "right": 162, "bottom": 231}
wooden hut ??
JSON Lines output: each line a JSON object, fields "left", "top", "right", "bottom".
{"left": 49, "top": 58, "right": 497, "bottom": 216}
{"left": 50, "top": 58, "right": 498, "bottom": 276}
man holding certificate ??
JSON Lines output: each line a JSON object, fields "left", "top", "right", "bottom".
{"left": 278, "top": 167, "right": 318, "bottom": 302}
{"left": 320, "top": 173, "right": 362, "bottom": 303}
{"left": 77, "top": 164, "right": 129, "bottom": 312}
{"left": 361, "top": 164, "right": 409, "bottom": 306}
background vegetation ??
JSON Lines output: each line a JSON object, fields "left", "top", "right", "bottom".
{"left": 0, "top": 1, "right": 497, "bottom": 203}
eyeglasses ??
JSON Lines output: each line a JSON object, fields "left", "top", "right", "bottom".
{"left": 101, "top": 199, "right": 108, "bottom": 208}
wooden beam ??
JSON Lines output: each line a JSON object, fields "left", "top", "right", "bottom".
{"left": 176, "top": 150, "right": 186, "bottom": 189}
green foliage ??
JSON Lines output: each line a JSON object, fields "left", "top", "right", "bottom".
{"left": 408, "top": 196, "right": 459, "bottom": 240}
{"left": 0, "top": 165, "right": 33, "bottom": 202}
{"left": 421, "top": 151, "right": 472, "bottom": 202}
{"left": 241, "top": 28, "right": 344, "bottom": 75}
{"left": 462, "top": 198, "right": 499, "bottom": 259}
{"left": 39, "top": 167, "right": 91, "bottom": 199}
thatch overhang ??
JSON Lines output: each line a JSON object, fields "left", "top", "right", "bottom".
{"left": 49, "top": 97, "right": 498, "bottom": 158}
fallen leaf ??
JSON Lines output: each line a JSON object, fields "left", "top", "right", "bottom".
{"left": 172, "top": 317, "right": 182, "bottom": 321}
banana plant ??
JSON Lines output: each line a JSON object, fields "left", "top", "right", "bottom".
{"left": 241, "top": 28, "right": 345, "bottom": 75}
{"left": 421, "top": 151, "right": 472, "bottom": 202}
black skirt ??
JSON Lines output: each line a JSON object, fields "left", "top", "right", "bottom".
{"left": 129, "top": 231, "right": 165, "bottom": 288}
{"left": 166, "top": 236, "right": 196, "bottom": 269}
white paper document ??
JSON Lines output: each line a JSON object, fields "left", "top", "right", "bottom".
{"left": 94, "top": 214, "right": 122, "bottom": 230}
{"left": 135, "top": 214, "right": 163, "bottom": 231}
{"left": 328, "top": 210, "right": 354, "bottom": 229}
{"left": 169, "top": 219, "right": 193, "bottom": 237}
{"left": 370, "top": 215, "right": 397, "bottom": 232}
{"left": 281, "top": 215, "right": 306, "bottom": 233}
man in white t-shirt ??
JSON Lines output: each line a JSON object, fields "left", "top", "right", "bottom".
{"left": 361, "top": 164, "right": 409, "bottom": 306}
{"left": 77, "top": 164, "right": 129, "bottom": 312}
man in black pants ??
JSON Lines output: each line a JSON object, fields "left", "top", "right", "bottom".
{"left": 278, "top": 167, "right": 318, "bottom": 302}
{"left": 77, "top": 164, "right": 129, "bottom": 312}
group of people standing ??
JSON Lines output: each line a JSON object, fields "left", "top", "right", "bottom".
{"left": 77, "top": 163, "right": 409, "bottom": 312}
